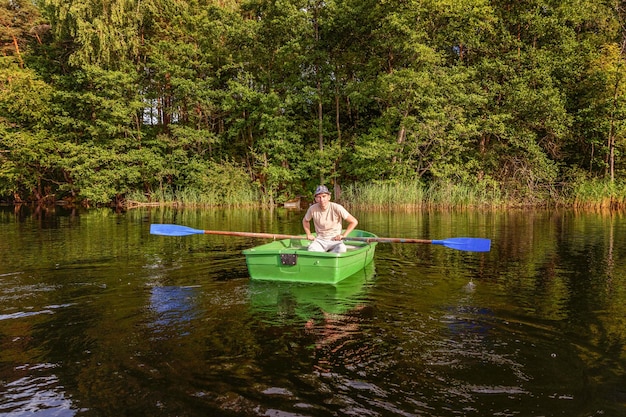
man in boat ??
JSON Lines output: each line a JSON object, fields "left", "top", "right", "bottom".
{"left": 302, "top": 185, "right": 359, "bottom": 253}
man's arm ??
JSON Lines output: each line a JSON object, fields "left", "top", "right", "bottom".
{"left": 338, "top": 214, "right": 358, "bottom": 240}
{"left": 302, "top": 218, "right": 315, "bottom": 240}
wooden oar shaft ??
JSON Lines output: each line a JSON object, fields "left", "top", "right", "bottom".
{"left": 173, "top": 229, "right": 435, "bottom": 244}
{"left": 345, "top": 236, "right": 432, "bottom": 244}
{"left": 202, "top": 230, "right": 302, "bottom": 240}
{"left": 204, "top": 230, "right": 432, "bottom": 243}
{"left": 203, "top": 230, "right": 430, "bottom": 244}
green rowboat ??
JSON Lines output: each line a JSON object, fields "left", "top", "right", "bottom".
{"left": 150, "top": 224, "right": 489, "bottom": 283}
{"left": 242, "top": 230, "right": 378, "bottom": 284}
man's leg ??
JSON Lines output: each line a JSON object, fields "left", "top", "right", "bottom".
{"left": 308, "top": 239, "right": 347, "bottom": 253}
{"left": 307, "top": 239, "right": 325, "bottom": 252}
{"left": 330, "top": 242, "right": 347, "bottom": 253}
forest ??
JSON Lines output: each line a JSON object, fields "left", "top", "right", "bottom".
{"left": 1, "top": 0, "right": 625, "bottom": 208}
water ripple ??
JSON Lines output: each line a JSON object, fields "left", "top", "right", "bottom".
{"left": 0, "top": 363, "right": 80, "bottom": 417}
{"left": 0, "top": 304, "right": 74, "bottom": 321}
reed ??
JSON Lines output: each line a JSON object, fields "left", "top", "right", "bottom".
{"left": 567, "top": 178, "right": 626, "bottom": 210}
{"left": 176, "top": 187, "right": 260, "bottom": 207}
{"left": 341, "top": 182, "right": 423, "bottom": 209}
{"left": 342, "top": 181, "right": 504, "bottom": 210}
{"left": 126, "top": 178, "right": 626, "bottom": 210}
{"left": 424, "top": 181, "right": 504, "bottom": 208}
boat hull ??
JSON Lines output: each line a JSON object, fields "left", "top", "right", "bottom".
{"left": 242, "top": 230, "right": 378, "bottom": 284}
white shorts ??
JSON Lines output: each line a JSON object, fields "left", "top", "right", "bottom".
{"left": 307, "top": 238, "right": 346, "bottom": 253}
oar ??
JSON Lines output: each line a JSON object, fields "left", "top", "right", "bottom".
{"left": 150, "top": 224, "right": 491, "bottom": 252}
{"left": 344, "top": 236, "right": 490, "bottom": 252}
{"left": 150, "top": 224, "right": 303, "bottom": 240}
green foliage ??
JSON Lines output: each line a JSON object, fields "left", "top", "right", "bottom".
{"left": 185, "top": 159, "right": 259, "bottom": 205}
{"left": 0, "top": 59, "right": 58, "bottom": 201}
{"left": 0, "top": 59, "right": 53, "bottom": 128}
{"left": 1, "top": 0, "right": 625, "bottom": 209}
{"left": 40, "top": 0, "right": 145, "bottom": 69}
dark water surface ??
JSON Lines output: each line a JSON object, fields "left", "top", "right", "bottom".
{"left": 1, "top": 206, "right": 625, "bottom": 416}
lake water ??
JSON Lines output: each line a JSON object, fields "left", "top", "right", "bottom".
{"left": 1, "top": 205, "right": 625, "bottom": 417}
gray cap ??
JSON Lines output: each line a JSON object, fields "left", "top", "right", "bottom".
{"left": 314, "top": 185, "right": 331, "bottom": 196}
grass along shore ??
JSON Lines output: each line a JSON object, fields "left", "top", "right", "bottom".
{"left": 124, "top": 179, "right": 626, "bottom": 210}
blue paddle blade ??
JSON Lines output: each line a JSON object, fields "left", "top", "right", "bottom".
{"left": 431, "top": 237, "right": 491, "bottom": 252}
{"left": 150, "top": 224, "right": 204, "bottom": 236}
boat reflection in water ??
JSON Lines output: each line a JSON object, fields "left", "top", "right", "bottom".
{"left": 248, "top": 263, "right": 377, "bottom": 373}
{"left": 248, "top": 262, "right": 376, "bottom": 322}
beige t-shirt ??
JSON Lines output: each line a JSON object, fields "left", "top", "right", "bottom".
{"left": 303, "top": 202, "right": 351, "bottom": 239}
